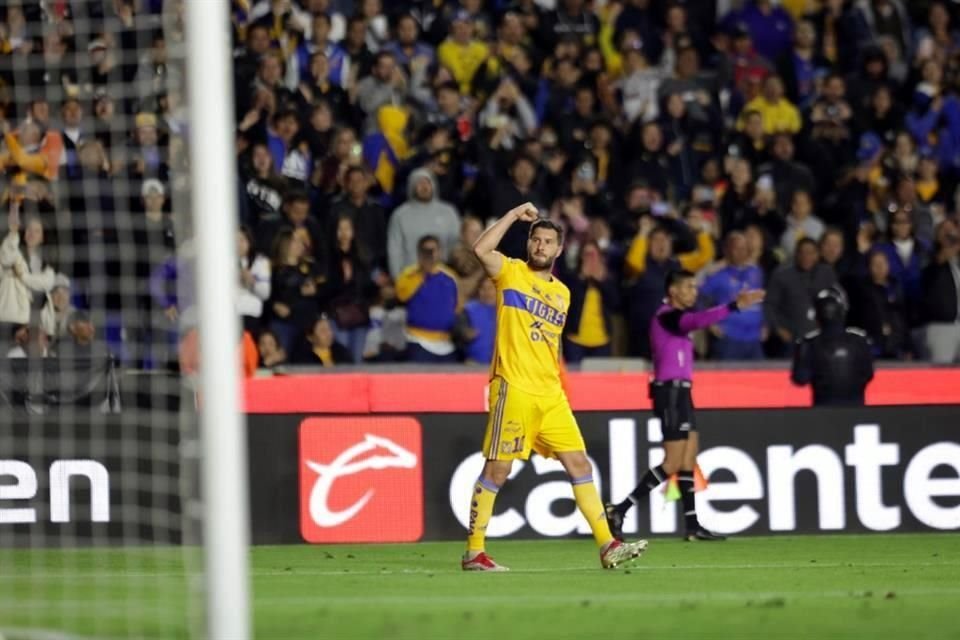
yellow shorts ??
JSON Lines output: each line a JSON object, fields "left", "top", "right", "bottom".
{"left": 482, "top": 377, "right": 586, "bottom": 460}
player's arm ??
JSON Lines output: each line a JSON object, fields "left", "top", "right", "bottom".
{"left": 472, "top": 202, "right": 539, "bottom": 279}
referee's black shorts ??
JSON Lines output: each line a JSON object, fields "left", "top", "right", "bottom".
{"left": 649, "top": 381, "right": 696, "bottom": 442}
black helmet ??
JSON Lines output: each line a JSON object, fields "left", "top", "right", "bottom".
{"left": 814, "top": 286, "right": 848, "bottom": 325}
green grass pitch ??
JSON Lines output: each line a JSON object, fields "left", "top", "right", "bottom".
{"left": 2, "top": 534, "right": 959, "bottom": 639}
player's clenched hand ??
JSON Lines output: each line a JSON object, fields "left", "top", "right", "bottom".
{"left": 735, "top": 289, "right": 765, "bottom": 310}
{"left": 509, "top": 202, "right": 539, "bottom": 222}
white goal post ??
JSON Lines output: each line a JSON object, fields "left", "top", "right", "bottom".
{"left": 184, "top": 1, "right": 251, "bottom": 638}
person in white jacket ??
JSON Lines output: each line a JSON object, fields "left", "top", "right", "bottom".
{"left": 0, "top": 206, "right": 55, "bottom": 329}
{"left": 237, "top": 226, "right": 271, "bottom": 333}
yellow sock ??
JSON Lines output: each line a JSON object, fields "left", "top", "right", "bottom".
{"left": 572, "top": 475, "right": 613, "bottom": 548}
{"left": 466, "top": 477, "right": 499, "bottom": 552}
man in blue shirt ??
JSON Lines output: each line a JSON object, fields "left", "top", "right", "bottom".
{"left": 723, "top": 0, "right": 794, "bottom": 63}
{"left": 701, "top": 232, "right": 765, "bottom": 360}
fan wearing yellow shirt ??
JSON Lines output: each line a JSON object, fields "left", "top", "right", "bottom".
{"left": 461, "top": 203, "right": 649, "bottom": 572}
{"left": 438, "top": 10, "right": 490, "bottom": 94}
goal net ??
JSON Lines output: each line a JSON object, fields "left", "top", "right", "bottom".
{"left": 0, "top": 1, "right": 246, "bottom": 638}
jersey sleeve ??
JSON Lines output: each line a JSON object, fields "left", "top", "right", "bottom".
{"left": 493, "top": 256, "right": 519, "bottom": 286}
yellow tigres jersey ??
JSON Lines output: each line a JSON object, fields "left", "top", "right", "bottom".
{"left": 490, "top": 257, "right": 570, "bottom": 396}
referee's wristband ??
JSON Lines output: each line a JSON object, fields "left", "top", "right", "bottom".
{"left": 727, "top": 301, "right": 740, "bottom": 313}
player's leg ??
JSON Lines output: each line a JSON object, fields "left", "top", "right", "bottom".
{"left": 539, "top": 396, "right": 648, "bottom": 568}
{"left": 464, "top": 378, "right": 524, "bottom": 571}
{"left": 606, "top": 385, "right": 686, "bottom": 538}
{"left": 463, "top": 458, "right": 513, "bottom": 570}
{"left": 555, "top": 450, "right": 649, "bottom": 568}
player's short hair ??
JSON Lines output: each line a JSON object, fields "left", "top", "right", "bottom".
{"left": 665, "top": 269, "right": 695, "bottom": 292}
{"left": 529, "top": 219, "right": 564, "bottom": 245}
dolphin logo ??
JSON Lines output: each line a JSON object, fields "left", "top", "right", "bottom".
{"left": 305, "top": 434, "right": 418, "bottom": 528}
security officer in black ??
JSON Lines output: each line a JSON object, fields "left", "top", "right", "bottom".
{"left": 791, "top": 287, "right": 874, "bottom": 406}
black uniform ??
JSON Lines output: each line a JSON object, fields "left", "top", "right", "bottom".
{"left": 791, "top": 288, "right": 874, "bottom": 406}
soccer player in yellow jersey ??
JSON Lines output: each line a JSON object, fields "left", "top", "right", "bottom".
{"left": 461, "top": 203, "right": 649, "bottom": 571}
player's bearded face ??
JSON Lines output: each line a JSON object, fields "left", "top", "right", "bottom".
{"left": 527, "top": 231, "right": 561, "bottom": 270}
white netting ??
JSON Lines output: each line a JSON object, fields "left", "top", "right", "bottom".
{"left": 0, "top": 1, "right": 202, "bottom": 638}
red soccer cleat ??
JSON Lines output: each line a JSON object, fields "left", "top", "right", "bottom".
{"left": 462, "top": 551, "right": 510, "bottom": 572}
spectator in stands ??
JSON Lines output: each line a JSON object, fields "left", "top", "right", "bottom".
{"left": 725, "top": 0, "right": 795, "bottom": 62}
{"left": 328, "top": 166, "right": 387, "bottom": 269}
{"left": 456, "top": 276, "right": 497, "bottom": 365}
{"left": 618, "top": 37, "right": 664, "bottom": 124}
{"left": 479, "top": 77, "right": 538, "bottom": 153}
{"left": 777, "top": 20, "right": 829, "bottom": 109}
{"left": 387, "top": 168, "right": 459, "bottom": 279}
{"left": 395, "top": 235, "right": 459, "bottom": 363}
{"left": 738, "top": 74, "right": 801, "bottom": 135}
{"left": 257, "top": 329, "right": 288, "bottom": 370}
{"left": 761, "top": 133, "right": 817, "bottom": 212}
{"left": 300, "top": 53, "right": 352, "bottom": 128}
{"left": 626, "top": 124, "right": 671, "bottom": 198}
{"left": 563, "top": 240, "right": 618, "bottom": 363}
{"left": 731, "top": 110, "right": 770, "bottom": 168}
{"left": 702, "top": 231, "right": 766, "bottom": 360}
{"left": 7, "top": 324, "right": 50, "bottom": 359}
{"left": 0, "top": 210, "right": 55, "bottom": 328}
{"left": 330, "top": 16, "right": 375, "bottom": 89}
{"left": 41, "top": 273, "right": 75, "bottom": 344}
{"left": 0, "top": 118, "right": 60, "bottom": 182}
{"left": 327, "top": 215, "right": 374, "bottom": 364}
{"left": 780, "top": 189, "right": 825, "bottom": 259}
{"left": 861, "top": 85, "right": 902, "bottom": 145}
{"left": 438, "top": 10, "right": 490, "bottom": 94}
{"left": 314, "top": 126, "right": 361, "bottom": 197}
{"left": 292, "top": 314, "right": 353, "bottom": 366}
{"left": 128, "top": 112, "right": 167, "bottom": 181}
{"left": 819, "top": 226, "right": 859, "bottom": 281}
{"left": 745, "top": 222, "right": 781, "bottom": 280}
{"left": 364, "top": 281, "right": 407, "bottom": 362}
{"left": 241, "top": 143, "right": 286, "bottom": 253}
{"left": 55, "top": 310, "right": 105, "bottom": 360}
{"left": 292, "top": 14, "right": 336, "bottom": 85}
{"left": 492, "top": 154, "right": 547, "bottom": 260}
{"left": 876, "top": 208, "right": 930, "bottom": 308}
{"left": 848, "top": 249, "right": 909, "bottom": 359}
{"left": 752, "top": 175, "right": 788, "bottom": 243}
{"left": 622, "top": 215, "right": 714, "bottom": 357}
{"left": 268, "top": 228, "right": 321, "bottom": 353}
{"left": 278, "top": 191, "right": 326, "bottom": 266}
{"left": 921, "top": 219, "right": 960, "bottom": 363}
{"left": 383, "top": 13, "right": 436, "bottom": 71}
{"left": 59, "top": 98, "right": 86, "bottom": 180}
{"left": 237, "top": 226, "right": 271, "bottom": 335}
{"left": 448, "top": 215, "right": 485, "bottom": 301}
{"left": 719, "top": 157, "right": 758, "bottom": 233}
{"left": 356, "top": 51, "right": 407, "bottom": 134}
{"left": 765, "top": 237, "right": 837, "bottom": 354}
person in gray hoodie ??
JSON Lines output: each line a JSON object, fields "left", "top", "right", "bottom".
{"left": 387, "top": 168, "right": 460, "bottom": 279}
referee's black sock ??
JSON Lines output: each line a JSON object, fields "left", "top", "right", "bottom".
{"left": 679, "top": 471, "right": 699, "bottom": 532}
{"left": 615, "top": 464, "right": 667, "bottom": 515}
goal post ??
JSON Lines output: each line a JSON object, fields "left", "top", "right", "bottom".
{"left": 0, "top": 0, "right": 250, "bottom": 637}
{"left": 183, "top": 0, "right": 252, "bottom": 638}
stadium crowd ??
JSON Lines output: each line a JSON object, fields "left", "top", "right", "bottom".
{"left": 2, "top": 0, "right": 960, "bottom": 369}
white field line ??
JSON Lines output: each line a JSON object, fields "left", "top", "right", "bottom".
{"left": 3, "top": 587, "right": 960, "bottom": 612}
{"left": 5, "top": 559, "right": 960, "bottom": 580}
